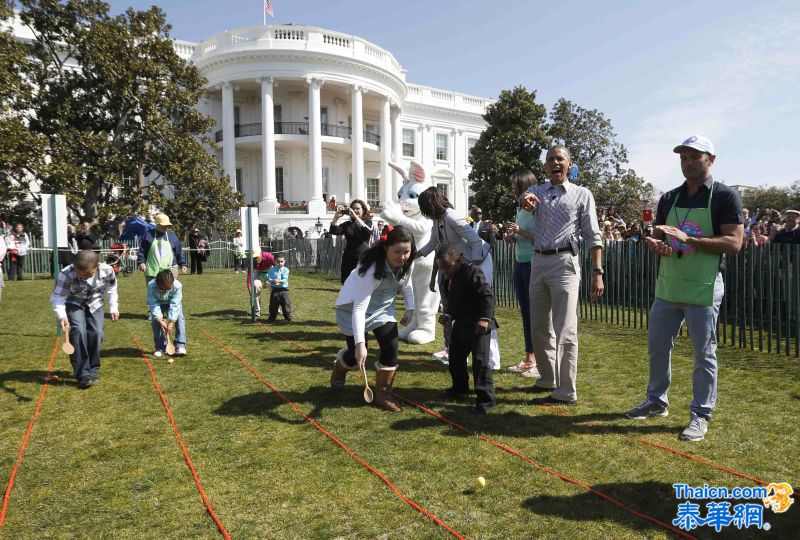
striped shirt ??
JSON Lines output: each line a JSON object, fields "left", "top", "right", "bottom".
{"left": 526, "top": 181, "right": 603, "bottom": 251}
{"left": 50, "top": 263, "right": 119, "bottom": 320}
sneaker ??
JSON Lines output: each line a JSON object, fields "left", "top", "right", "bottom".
{"left": 520, "top": 365, "right": 541, "bottom": 378}
{"left": 624, "top": 398, "right": 669, "bottom": 420}
{"left": 176, "top": 346, "right": 187, "bottom": 356}
{"left": 77, "top": 377, "right": 97, "bottom": 389}
{"left": 154, "top": 350, "right": 164, "bottom": 357}
{"left": 442, "top": 387, "right": 469, "bottom": 399}
{"left": 432, "top": 349, "right": 449, "bottom": 359}
{"left": 508, "top": 360, "right": 533, "bottom": 373}
{"left": 679, "top": 413, "right": 708, "bottom": 442}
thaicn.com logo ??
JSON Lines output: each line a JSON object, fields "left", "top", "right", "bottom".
{"left": 672, "top": 482, "right": 794, "bottom": 532}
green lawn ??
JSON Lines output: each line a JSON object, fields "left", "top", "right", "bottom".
{"left": 0, "top": 271, "right": 797, "bottom": 539}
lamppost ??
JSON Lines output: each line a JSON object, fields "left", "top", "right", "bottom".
{"left": 315, "top": 217, "right": 323, "bottom": 235}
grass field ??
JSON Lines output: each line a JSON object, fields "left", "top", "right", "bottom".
{"left": 0, "top": 270, "right": 797, "bottom": 539}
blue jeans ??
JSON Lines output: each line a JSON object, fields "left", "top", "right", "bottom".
{"left": 66, "top": 303, "right": 105, "bottom": 380}
{"left": 514, "top": 260, "right": 533, "bottom": 353}
{"left": 646, "top": 273, "right": 724, "bottom": 420}
{"left": 151, "top": 304, "right": 186, "bottom": 351}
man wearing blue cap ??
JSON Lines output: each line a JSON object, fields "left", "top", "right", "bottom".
{"left": 624, "top": 135, "right": 743, "bottom": 441}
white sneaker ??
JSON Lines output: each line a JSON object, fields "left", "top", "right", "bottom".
{"left": 154, "top": 350, "right": 164, "bottom": 357}
{"left": 176, "top": 346, "right": 187, "bottom": 356}
{"left": 521, "top": 365, "right": 541, "bottom": 378}
{"left": 432, "top": 349, "right": 448, "bottom": 359}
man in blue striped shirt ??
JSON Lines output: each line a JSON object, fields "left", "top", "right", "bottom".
{"left": 521, "top": 146, "right": 604, "bottom": 406}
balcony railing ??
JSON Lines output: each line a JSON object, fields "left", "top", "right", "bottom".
{"left": 215, "top": 122, "right": 380, "bottom": 145}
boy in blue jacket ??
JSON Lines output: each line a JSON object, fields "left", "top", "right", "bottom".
{"left": 266, "top": 255, "right": 292, "bottom": 322}
{"left": 147, "top": 269, "right": 187, "bottom": 356}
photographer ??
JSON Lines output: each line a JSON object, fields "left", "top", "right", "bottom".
{"left": 329, "top": 199, "right": 373, "bottom": 283}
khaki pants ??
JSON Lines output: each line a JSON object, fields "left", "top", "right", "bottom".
{"left": 529, "top": 252, "right": 580, "bottom": 401}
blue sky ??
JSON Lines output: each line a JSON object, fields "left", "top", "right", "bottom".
{"left": 107, "top": 0, "right": 800, "bottom": 193}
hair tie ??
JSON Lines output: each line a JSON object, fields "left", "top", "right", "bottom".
{"left": 379, "top": 225, "right": 394, "bottom": 243}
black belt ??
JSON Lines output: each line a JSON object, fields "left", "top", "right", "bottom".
{"left": 534, "top": 246, "right": 572, "bottom": 255}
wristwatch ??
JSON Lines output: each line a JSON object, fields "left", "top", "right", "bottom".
{"left": 593, "top": 267, "right": 605, "bottom": 275}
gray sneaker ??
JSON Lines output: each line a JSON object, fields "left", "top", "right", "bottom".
{"left": 624, "top": 398, "right": 669, "bottom": 419}
{"left": 679, "top": 413, "right": 708, "bottom": 442}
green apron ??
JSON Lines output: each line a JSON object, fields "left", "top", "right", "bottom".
{"left": 655, "top": 183, "right": 718, "bottom": 306}
{"left": 145, "top": 235, "right": 175, "bottom": 277}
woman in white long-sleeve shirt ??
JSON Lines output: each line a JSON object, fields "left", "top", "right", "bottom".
{"left": 416, "top": 186, "right": 501, "bottom": 369}
{"left": 331, "top": 225, "right": 415, "bottom": 412}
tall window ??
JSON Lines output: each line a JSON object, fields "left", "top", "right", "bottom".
{"left": 274, "top": 105, "right": 282, "bottom": 134}
{"left": 320, "top": 106, "right": 329, "bottom": 135}
{"left": 402, "top": 128, "right": 415, "bottom": 157}
{"left": 234, "top": 106, "right": 241, "bottom": 126}
{"left": 348, "top": 173, "right": 353, "bottom": 197}
{"left": 435, "top": 133, "right": 448, "bottom": 161}
{"left": 437, "top": 181, "right": 450, "bottom": 202}
{"left": 322, "top": 167, "right": 330, "bottom": 200}
{"left": 467, "top": 137, "right": 478, "bottom": 153}
{"left": 235, "top": 168, "right": 243, "bottom": 193}
{"left": 366, "top": 177, "right": 380, "bottom": 205}
{"left": 276, "top": 167, "right": 284, "bottom": 202}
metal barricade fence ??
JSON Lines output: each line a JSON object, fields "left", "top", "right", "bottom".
{"left": 12, "top": 236, "right": 797, "bottom": 356}
{"left": 491, "top": 240, "right": 799, "bottom": 358}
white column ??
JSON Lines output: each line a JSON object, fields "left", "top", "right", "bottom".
{"left": 391, "top": 106, "right": 403, "bottom": 197}
{"left": 351, "top": 85, "right": 366, "bottom": 201}
{"left": 306, "top": 77, "right": 326, "bottom": 215}
{"left": 451, "top": 129, "right": 460, "bottom": 213}
{"left": 379, "top": 96, "right": 391, "bottom": 205}
{"left": 258, "top": 76, "right": 277, "bottom": 214}
{"left": 221, "top": 82, "right": 236, "bottom": 190}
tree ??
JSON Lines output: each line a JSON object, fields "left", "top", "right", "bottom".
{"left": 11, "top": 0, "right": 242, "bottom": 235}
{"left": 468, "top": 86, "right": 549, "bottom": 223}
{"left": 0, "top": 0, "right": 45, "bottom": 229}
{"left": 548, "top": 98, "right": 653, "bottom": 221}
{"left": 742, "top": 185, "right": 796, "bottom": 213}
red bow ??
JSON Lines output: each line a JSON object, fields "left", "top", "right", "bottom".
{"left": 379, "top": 225, "right": 394, "bottom": 243}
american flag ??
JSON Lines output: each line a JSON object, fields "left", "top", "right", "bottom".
{"left": 264, "top": 0, "right": 274, "bottom": 17}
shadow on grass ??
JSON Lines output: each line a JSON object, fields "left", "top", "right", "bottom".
{"left": 119, "top": 312, "right": 150, "bottom": 320}
{"left": 104, "top": 347, "right": 145, "bottom": 359}
{"left": 523, "top": 480, "right": 681, "bottom": 536}
{"left": 215, "top": 389, "right": 369, "bottom": 424}
{"left": 1, "top": 370, "right": 77, "bottom": 401}
{"left": 302, "top": 287, "right": 341, "bottom": 293}
{"left": 0, "top": 332, "right": 54, "bottom": 338}
{"left": 522, "top": 480, "right": 795, "bottom": 539}
{"left": 387, "top": 393, "right": 677, "bottom": 438}
{"left": 193, "top": 309, "right": 250, "bottom": 319}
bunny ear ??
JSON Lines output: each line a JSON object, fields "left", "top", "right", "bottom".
{"left": 409, "top": 161, "right": 426, "bottom": 183}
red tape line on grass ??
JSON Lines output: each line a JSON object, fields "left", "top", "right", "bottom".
{"left": 256, "top": 324, "right": 697, "bottom": 540}
{"left": 0, "top": 337, "right": 60, "bottom": 529}
{"left": 198, "top": 327, "right": 466, "bottom": 540}
{"left": 132, "top": 335, "right": 232, "bottom": 540}
{"left": 638, "top": 438, "right": 800, "bottom": 497}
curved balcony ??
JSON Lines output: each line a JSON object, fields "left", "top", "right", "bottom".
{"left": 214, "top": 122, "right": 380, "bottom": 145}
{"left": 192, "top": 25, "right": 405, "bottom": 83}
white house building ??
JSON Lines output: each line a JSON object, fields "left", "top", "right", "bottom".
{"left": 12, "top": 15, "right": 492, "bottom": 234}
{"left": 176, "top": 25, "right": 491, "bottom": 233}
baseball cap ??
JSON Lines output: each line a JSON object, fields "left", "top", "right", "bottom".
{"left": 673, "top": 135, "right": 715, "bottom": 156}
{"left": 154, "top": 213, "right": 172, "bottom": 226}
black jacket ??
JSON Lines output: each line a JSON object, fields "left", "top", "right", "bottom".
{"left": 442, "top": 261, "right": 498, "bottom": 330}
{"left": 472, "top": 221, "right": 496, "bottom": 252}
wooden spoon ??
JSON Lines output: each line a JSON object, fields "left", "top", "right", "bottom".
{"left": 360, "top": 363, "right": 373, "bottom": 403}
{"left": 61, "top": 326, "right": 75, "bottom": 355}
{"left": 165, "top": 328, "right": 176, "bottom": 356}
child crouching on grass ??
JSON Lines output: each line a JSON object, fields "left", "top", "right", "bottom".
{"left": 147, "top": 269, "right": 187, "bottom": 357}
{"left": 435, "top": 244, "right": 498, "bottom": 414}
{"left": 50, "top": 250, "right": 120, "bottom": 388}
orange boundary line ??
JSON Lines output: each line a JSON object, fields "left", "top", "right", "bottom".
{"left": 638, "top": 439, "right": 800, "bottom": 497}
{"left": 199, "top": 327, "right": 466, "bottom": 540}
{"left": 0, "top": 337, "right": 60, "bottom": 529}
{"left": 132, "top": 335, "right": 232, "bottom": 540}
{"left": 256, "top": 323, "right": 697, "bottom": 540}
